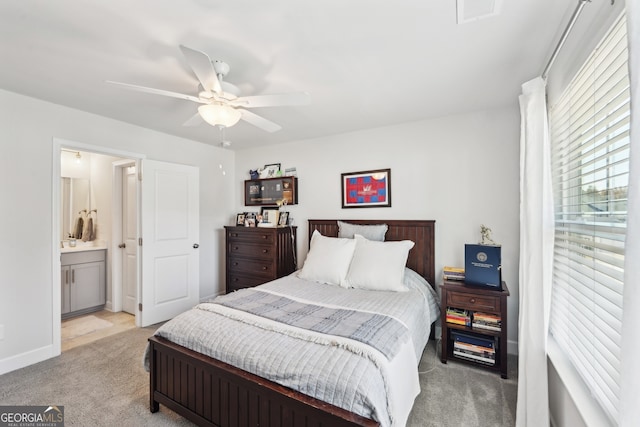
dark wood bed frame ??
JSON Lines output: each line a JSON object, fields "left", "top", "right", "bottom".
{"left": 148, "top": 219, "right": 436, "bottom": 427}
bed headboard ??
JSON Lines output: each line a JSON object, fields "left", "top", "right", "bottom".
{"left": 308, "top": 219, "right": 436, "bottom": 288}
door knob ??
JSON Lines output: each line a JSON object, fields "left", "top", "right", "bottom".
{"left": 118, "top": 243, "right": 126, "bottom": 248}
{"left": 193, "top": 243, "right": 199, "bottom": 249}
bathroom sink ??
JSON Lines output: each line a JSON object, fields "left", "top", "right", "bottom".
{"left": 61, "top": 240, "right": 107, "bottom": 253}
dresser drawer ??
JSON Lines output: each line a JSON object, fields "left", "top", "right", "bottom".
{"left": 227, "top": 273, "right": 271, "bottom": 292}
{"left": 228, "top": 257, "right": 275, "bottom": 278}
{"left": 228, "top": 242, "right": 274, "bottom": 259}
{"left": 447, "top": 291, "right": 500, "bottom": 312}
{"left": 227, "top": 229, "right": 276, "bottom": 244}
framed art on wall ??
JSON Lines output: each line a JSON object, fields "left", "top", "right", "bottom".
{"left": 244, "top": 177, "right": 298, "bottom": 206}
{"left": 341, "top": 168, "right": 391, "bottom": 208}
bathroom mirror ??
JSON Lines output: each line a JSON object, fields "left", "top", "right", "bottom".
{"left": 60, "top": 177, "right": 91, "bottom": 240}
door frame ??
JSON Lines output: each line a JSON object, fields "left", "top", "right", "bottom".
{"left": 51, "top": 138, "right": 145, "bottom": 355}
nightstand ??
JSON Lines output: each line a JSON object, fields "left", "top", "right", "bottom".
{"left": 440, "top": 280, "right": 510, "bottom": 378}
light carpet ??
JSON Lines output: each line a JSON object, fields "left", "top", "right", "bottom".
{"left": 0, "top": 326, "right": 517, "bottom": 426}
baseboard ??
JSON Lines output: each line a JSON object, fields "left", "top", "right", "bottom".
{"left": 0, "top": 344, "right": 56, "bottom": 376}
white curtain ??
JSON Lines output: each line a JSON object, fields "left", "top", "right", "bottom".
{"left": 515, "top": 77, "right": 554, "bottom": 427}
{"left": 620, "top": 2, "right": 640, "bottom": 425}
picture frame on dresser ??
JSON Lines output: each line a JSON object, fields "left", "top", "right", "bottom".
{"left": 261, "top": 209, "right": 279, "bottom": 227}
{"left": 236, "top": 213, "right": 246, "bottom": 226}
{"left": 278, "top": 211, "right": 289, "bottom": 226}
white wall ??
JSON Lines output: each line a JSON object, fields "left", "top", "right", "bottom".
{"left": 233, "top": 106, "right": 521, "bottom": 351}
{"left": 0, "top": 88, "right": 234, "bottom": 373}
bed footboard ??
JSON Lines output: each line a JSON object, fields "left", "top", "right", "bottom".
{"left": 148, "top": 335, "right": 378, "bottom": 427}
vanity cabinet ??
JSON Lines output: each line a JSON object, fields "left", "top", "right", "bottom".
{"left": 61, "top": 249, "right": 106, "bottom": 319}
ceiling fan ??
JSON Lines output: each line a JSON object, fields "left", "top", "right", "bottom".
{"left": 107, "top": 45, "right": 310, "bottom": 132}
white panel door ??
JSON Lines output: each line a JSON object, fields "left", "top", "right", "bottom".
{"left": 140, "top": 160, "right": 199, "bottom": 327}
{"left": 122, "top": 165, "right": 138, "bottom": 315}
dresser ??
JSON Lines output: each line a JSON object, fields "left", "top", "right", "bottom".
{"left": 225, "top": 226, "right": 297, "bottom": 293}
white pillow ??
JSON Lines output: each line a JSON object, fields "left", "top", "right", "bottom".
{"left": 344, "top": 234, "right": 415, "bottom": 291}
{"left": 337, "top": 221, "right": 388, "bottom": 241}
{"left": 298, "top": 230, "right": 356, "bottom": 286}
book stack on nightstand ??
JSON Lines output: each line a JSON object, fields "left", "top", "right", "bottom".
{"left": 445, "top": 307, "right": 471, "bottom": 327}
{"left": 451, "top": 330, "right": 496, "bottom": 366}
{"left": 472, "top": 312, "right": 502, "bottom": 332}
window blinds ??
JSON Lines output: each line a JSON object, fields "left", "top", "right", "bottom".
{"left": 548, "top": 14, "right": 629, "bottom": 424}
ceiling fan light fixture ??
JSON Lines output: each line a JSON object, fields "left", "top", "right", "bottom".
{"left": 198, "top": 103, "right": 241, "bottom": 128}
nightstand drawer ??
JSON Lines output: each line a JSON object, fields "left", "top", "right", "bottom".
{"left": 228, "top": 243, "right": 273, "bottom": 259}
{"left": 228, "top": 257, "right": 275, "bottom": 278}
{"left": 447, "top": 292, "right": 500, "bottom": 312}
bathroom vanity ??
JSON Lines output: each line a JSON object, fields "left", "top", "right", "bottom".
{"left": 61, "top": 248, "right": 106, "bottom": 319}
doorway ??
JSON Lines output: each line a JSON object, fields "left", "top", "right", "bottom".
{"left": 53, "top": 139, "right": 144, "bottom": 354}
{"left": 52, "top": 139, "right": 201, "bottom": 354}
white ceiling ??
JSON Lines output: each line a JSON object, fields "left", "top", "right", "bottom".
{"left": 0, "top": 0, "right": 574, "bottom": 150}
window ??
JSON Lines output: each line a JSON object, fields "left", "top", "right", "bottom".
{"left": 548, "top": 14, "right": 630, "bottom": 425}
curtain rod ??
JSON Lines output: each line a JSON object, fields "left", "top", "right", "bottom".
{"left": 541, "top": 0, "right": 591, "bottom": 79}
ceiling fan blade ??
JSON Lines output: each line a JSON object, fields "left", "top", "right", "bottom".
{"left": 179, "top": 45, "right": 222, "bottom": 94}
{"left": 229, "top": 92, "right": 310, "bottom": 108}
{"left": 182, "top": 112, "right": 204, "bottom": 127}
{"left": 238, "top": 109, "right": 282, "bottom": 133}
{"left": 106, "top": 80, "right": 203, "bottom": 103}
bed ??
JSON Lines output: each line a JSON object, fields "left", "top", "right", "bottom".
{"left": 147, "top": 219, "right": 437, "bottom": 427}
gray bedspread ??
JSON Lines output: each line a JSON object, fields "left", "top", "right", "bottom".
{"left": 145, "top": 268, "right": 439, "bottom": 427}
{"left": 213, "top": 288, "right": 409, "bottom": 359}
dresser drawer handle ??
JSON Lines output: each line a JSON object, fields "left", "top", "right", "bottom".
{"left": 231, "top": 233, "right": 238, "bottom": 237}
{"left": 233, "top": 262, "right": 238, "bottom": 266}
{"left": 262, "top": 249, "right": 268, "bottom": 253}
{"left": 470, "top": 298, "right": 476, "bottom": 303}
{"left": 262, "top": 235, "right": 268, "bottom": 239}
{"left": 262, "top": 266, "right": 268, "bottom": 270}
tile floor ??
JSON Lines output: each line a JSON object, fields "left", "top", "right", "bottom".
{"left": 61, "top": 310, "right": 135, "bottom": 352}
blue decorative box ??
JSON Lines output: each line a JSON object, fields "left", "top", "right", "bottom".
{"left": 464, "top": 244, "right": 502, "bottom": 290}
